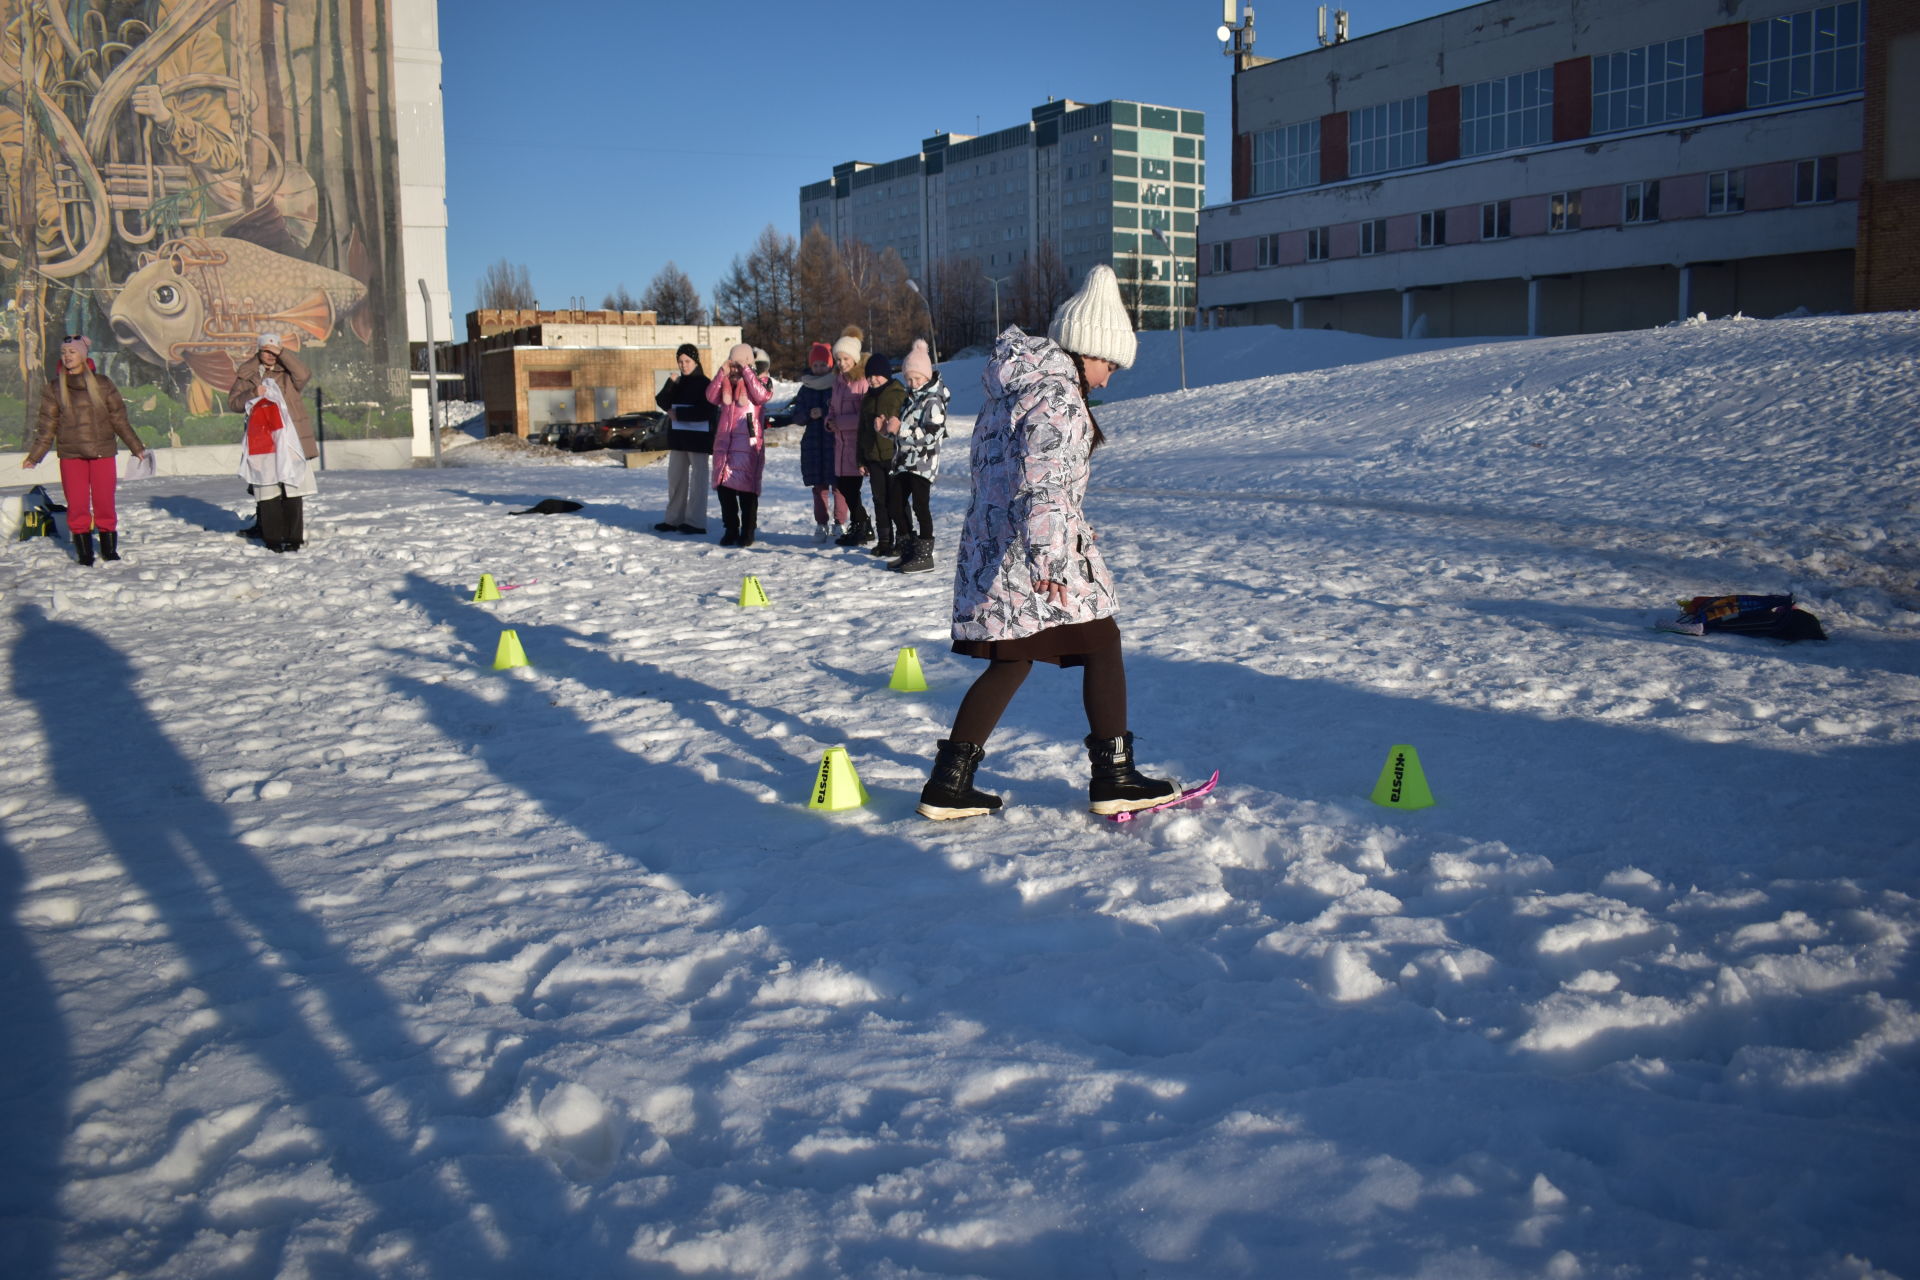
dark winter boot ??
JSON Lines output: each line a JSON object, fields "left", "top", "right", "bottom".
{"left": 739, "top": 522, "right": 756, "bottom": 548}
{"left": 835, "top": 514, "right": 874, "bottom": 547}
{"left": 739, "top": 496, "right": 758, "bottom": 547}
{"left": 72, "top": 531, "right": 96, "bottom": 566}
{"left": 893, "top": 534, "right": 934, "bottom": 574}
{"left": 869, "top": 536, "right": 895, "bottom": 559}
{"left": 917, "top": 740, "right": 1003, "bottom": 821}
{"left": 1085, "top": 732, "right": 1178, "bottom": 816}
{"left": 885, "top": 536, "right": 916, "bottom": 570}
{"left": 719, "top": 522, "right": 740, "bottom": 547}
{"left": 97, "top": 530, "right": 120, "bottom": 561}
{"left": 285, "top": 497, "right": 305, "bottom": 551}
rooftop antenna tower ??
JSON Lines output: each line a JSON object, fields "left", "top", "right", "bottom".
{"left": 1317, "top": 5, "right": 1351, "bottom": 46}
{"left": 1217, "top": 0, "right": 1256, "bottom": 59}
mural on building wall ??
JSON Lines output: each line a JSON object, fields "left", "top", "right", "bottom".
{"left": 0, "top": 0, "right": 408, "bottom": 448}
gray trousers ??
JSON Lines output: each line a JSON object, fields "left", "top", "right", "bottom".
{"left": 663, "top": 450, "right": 710, "bottom": 528}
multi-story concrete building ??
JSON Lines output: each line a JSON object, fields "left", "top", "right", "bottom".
{"left": 1198, "top": 0, "right": 1917, "bottom": 337}
{"left": 801, "top": 98, "right": 1206, "bottom": 331}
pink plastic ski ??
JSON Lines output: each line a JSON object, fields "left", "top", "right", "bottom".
{"left": 1105, "top": 771, "right": 1219, "bottom": 823}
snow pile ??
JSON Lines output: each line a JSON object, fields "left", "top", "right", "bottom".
{"left": 1, "top": 312, "right": 1916, "bottom": 1279}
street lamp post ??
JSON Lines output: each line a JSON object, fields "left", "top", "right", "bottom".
{"left": 986, "top": 274, "right": 1012, "bottom": 337}
{"left": 1150, "top": 226, "right": 1188, "bottom": 392}
{"left": 905, "top": 278, "right": 938, "bottom": 364}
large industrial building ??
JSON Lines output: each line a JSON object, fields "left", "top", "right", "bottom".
{"left": 800, "top": 98, "right": 1207, "bottom": 331}
{"left": 1198, "top": 0, "right": 1919, "bottom": 337}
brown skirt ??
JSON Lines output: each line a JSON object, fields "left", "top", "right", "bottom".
{"left": 951, "top": 616, "right": 1120, "bottom": 667}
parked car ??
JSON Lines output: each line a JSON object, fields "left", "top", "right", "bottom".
{"left": 601, "top": 410, "right": 670, "bottom": 450}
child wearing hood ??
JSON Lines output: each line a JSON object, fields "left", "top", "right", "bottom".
{"left": 883, "top": 338, "right": 949, "bottom": 573}
{"left": 793, "top": 341, "right": 845, "bottom": 539}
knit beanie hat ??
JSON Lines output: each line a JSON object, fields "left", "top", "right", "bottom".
{"left": 901, "top": 338, "right": 933, "bottom": 378}
{"left": 675, "top": 342, "right": 700, "bottom": 363}
{"left": 865, "top": 352, "right": 893, "bottom": 380}
{"left": 60, "top": 333, "right": 91, "bottom": 358}
{"left": 808, "top": 341, "right": 832, "bottom": 366}
{"left": 832, "top": 333, "right": 862, "bottom": 363}
{"left": 727, "top": 342, "right": 755, "bottom": 369}
{"left": 1047, "top": 263, "right": 1136, "bottom": 369}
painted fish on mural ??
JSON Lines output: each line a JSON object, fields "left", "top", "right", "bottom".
{"left": 108, "top": 235, "right": 373, "bottom": 396}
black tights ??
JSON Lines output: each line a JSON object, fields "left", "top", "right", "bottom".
{"left": 835, "top": 475, "right": 867, "bottom": 524}
{"left": 951, "top": 638, "right": 1128, "bottom": 745}
{"left": 717, "top": 485, "right": 758, "bottom": 533}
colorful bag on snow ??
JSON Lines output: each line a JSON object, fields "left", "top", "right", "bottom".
{"left": 1662, "top": 594, "right": 1827, "bottom": 641}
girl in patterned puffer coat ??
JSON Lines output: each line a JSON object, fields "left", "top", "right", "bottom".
{"left": 917, "top": 264, "right": 1183, "bottom": 821}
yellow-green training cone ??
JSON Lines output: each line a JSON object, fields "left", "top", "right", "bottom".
{"left": 1370, "top": 743, "right": 1434, "bottom": 809}
{"left": 807, "top": 747, "right": 869, "bottom": 811}
{"left": 889, "top": 646, "right": 928, "bottom": 692}
{"left": 492, "top": 628, "right": 530, "bottom": 670}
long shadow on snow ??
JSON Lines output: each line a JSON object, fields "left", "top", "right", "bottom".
{"left": 147, "top": 493, "right": 251, "bottom": 533}
{"left": 0, "top": 821, "right": 67, "bottom": 1280}
{"left": 387, "top": 579, "right": 1301, "bottom": 1278}
{"left": 8, "top": 604, "right": 574, "bottom": 1280}
{"left": 370, "top": 579, "right": 1873, "bottom": 1280}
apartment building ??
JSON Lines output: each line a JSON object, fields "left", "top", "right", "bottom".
{"left": 800, "top": 98, "right": 1206, "bottom": 331}
{"left": 1198, "top": 0, "right": 1918, "bottom": 337}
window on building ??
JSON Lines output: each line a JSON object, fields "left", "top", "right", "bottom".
{"left": 1623, "top": 180, "right": 1661, "bottom": 223}
{"left": 1251, "top": 120, "right": 1321, "bottom": 195}
{"left": 1795, "top": 156, "right": 1838, "bottom": 203}
{"left": 1481, "top": 200, "right": 1512, "bottom": 240}
{"left": 1306, "top": 227, "right": 1330, "bottom": 261}
{"left": 1549, "top": 190, "right": 1581, "bottom": 232}
{"left": 1706, "top": 170, "right": 1745, "bottom": 214}
{"left": 1592, "top": 35, "right": 1703, "bottom": 133}
{"left": 1210, "top": 242, "right": 1229, "bottom": 273}
{"left": 1256, "top": 233, "right": 1283, "bottom": 267}
{"left": 1359, "top": 219, "right": 1387, "bottom": 255}
{"left": 1348, "top": 96, "right": 1428, "bottom": 176}
{"left": 1417, "top": 209, "right": 1447, "bottom": 247}
{"left": 1749, "top": 3, "right": 1864, "bottom": 106}
{"left": 1461, "top": 68, "right": 1555, "bottom": 156}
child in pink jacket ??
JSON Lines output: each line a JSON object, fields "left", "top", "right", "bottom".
{"left": 706, "top": 342, "right": 771, "bottom": 546}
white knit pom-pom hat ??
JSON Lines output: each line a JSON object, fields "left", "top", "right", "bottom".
{"left": 1047, "top": 263, "right": 1136, "bottom": 369}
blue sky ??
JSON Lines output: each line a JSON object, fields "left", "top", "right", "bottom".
{"left": 440, "top": 0, "right": 1465, "bottom": 314}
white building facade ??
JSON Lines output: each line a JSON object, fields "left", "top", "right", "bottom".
{"left": 1200, "top": 0, "right": 1871, "bottom": 337}
{"left": 801, "top": 99, "right": 1206, "bottom": 331}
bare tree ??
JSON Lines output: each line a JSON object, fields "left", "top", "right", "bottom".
{"left": 641, "top": 262, "right": 707, "bottom": 325}
{"left": 602, "top": 283, "right": 641, "bottom": 311}
{"left": 930, "top": 255, "right": 990, "bottom": 352}
{"left": 477, "top": 259, "right": 536, "bottom": 310}
{"left": 1011, "top": 241, "right": 1072, "bottom": 333}
{"left": 795, "top": 224, "right": 858, "bottom": 346}
{"left": 713, "top": 226, "right": 803, "bottom": 372}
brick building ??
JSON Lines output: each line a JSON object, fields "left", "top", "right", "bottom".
{"left": 448, "top": 311, "right": 743, "bottom": 438}
{"left": 1199, "top": 0, "right": 1910, "bottom": 337}
{"left": 1855, "top": 0, "right": 1920, "bottom": 310}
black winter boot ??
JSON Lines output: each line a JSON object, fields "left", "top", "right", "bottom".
{"left": 884, "top": 536, "right": 915, "bottom": 568}
{"left": 1085, "top": 732, "right": 1178, "bottom": 816}
{"left": 97, "top": 530, "right": 120, "bottom": 561}
{"left": 869, "top": 536, "right": 895, "bottom": 559}
{"left": 835, "top": 514, "right": 874, "bottom": 546}
{"left": 893, "top": 534, "right": 934, "bottom": 573}
{"left": 917, "top": 740, "right": 1003, "bottom": 821}
{"left": 72, "top": 531, "right": 96, "bottom": 566}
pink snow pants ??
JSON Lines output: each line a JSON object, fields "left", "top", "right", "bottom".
{"left": 58, "top": 457, "right": 118, "bottom": 532}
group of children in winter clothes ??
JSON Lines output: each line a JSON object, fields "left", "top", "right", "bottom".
{"left": 784, "top": 328, "right": 951, "bottom": 573}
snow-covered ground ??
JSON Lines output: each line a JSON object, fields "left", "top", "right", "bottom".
{"left": 2, "top": 314, "right": 1916, "bottom": 1279}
